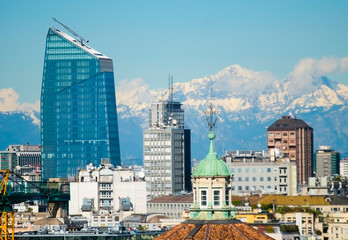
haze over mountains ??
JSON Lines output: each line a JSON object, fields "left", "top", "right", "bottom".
{"left": 1, "top": 57, "right": 348, "bottom": 165}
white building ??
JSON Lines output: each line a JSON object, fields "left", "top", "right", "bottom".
{"left": 143, "top": 101, "right": 191, "bottom": 201}
{"left": 224, "top": 151, "right": 297, "bottom": 196}
{"left": 340, "top": 159, "right": 348, "bottom": 178}
{"left": 69, "top": 164, "right": 146, "bottom": 227}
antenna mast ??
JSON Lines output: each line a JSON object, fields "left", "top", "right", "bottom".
{"left": 52, "top": 18, "right": 89, "bottom": 46}
{"left": 205, "top": 88, "right": 218, "bottom": 132}
{"left": 168, "top": 74, "right": 173, "bottom": 103}
{"left": 167, "top": 75, "right": 174, "bottom": 125}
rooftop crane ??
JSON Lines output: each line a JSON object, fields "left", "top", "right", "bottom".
{"left": 52, "top": 18, "right": 89, "bottom": 46}
{"left": 0, "top": 170, "right": 70, "bottom": 240}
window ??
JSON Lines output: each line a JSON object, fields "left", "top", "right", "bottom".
{"left": 200, "top": 190, "right": 207, "bottom": 207}
{"left": 267, "top": 168, "right": 271, "bottom": 172}
{"left": 238, "top": 186, "right": 242, "bottom": 190}
{"left": 252, "top": 177, "right": 256, "bottom": 181}
{"left": 260, "top": 177, "right": 264, "bottom": 181}
{"left": 267, "top": 177, "right": 271, "bottom": 181}
{"left": 213, "top": 190, "right": 220, "bottom": 207}
{"left": 238, "top": 168, "right": 242, "bottom": 173}
{"left": 245, "top": 177, "right": 249, "bottom": 181}
{"left": 238, "top": 177, "right": 242, "bottom": 182}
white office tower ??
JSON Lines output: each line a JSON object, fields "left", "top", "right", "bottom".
{"left": 143, "top": 101, "right": 191, "bottom": 200}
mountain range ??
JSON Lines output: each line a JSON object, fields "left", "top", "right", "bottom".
{"left": 1, "top": 63, "right": 348, "bottom": 165}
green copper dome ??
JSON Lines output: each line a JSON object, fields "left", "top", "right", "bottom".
{"left": 192, "top": 131, "right": 231, "bottom": 177}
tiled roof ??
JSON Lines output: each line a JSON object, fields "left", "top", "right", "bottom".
{"left": 148, "top": 194, "right": 193, "bottom": 203}
{"left": 326, "top": 196, "right": 348, "bottom": 205}
{"left": 232, "top": 195, "right": 269, "bottom": 206}
{"left": 34, "top": 218, "right": 63, "bottom": 225}
{"left": 154, "top": 220, "right": 274, "bottom": 240}
{"left": 260, "top": 195, "right": 329, "bottom": 206}
{"left": 267, "top": 118, "right": 312, "bottom": 131}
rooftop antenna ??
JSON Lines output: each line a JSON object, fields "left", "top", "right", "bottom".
{"left": 205, "top": 88, "right": 218, "bottom": 132}
{"left": 167, "top": 75, "right": 174, "bottom": 125}
{"left": 168, "top": 74, "right": 174, "bottom": 103}
{"left": 52, "top": 18, "right": 89, "bottom": 46}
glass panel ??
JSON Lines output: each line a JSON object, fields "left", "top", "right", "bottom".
{"left": 41, "top": 28, "right": 120, "bottom": 179}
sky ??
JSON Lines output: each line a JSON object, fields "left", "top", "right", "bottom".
{"left": 0, "top": 0, "right": 348, "bottom": 104}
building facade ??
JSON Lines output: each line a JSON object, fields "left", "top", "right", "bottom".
{"left": 275, "top": 212, "right": 315, "bottom": 236}
{"left": 69, "top": 164, "right": 146, "bottom": 227}
{"left": 147, "top": 195, "right": 193, "bottom": 220}
{"left": 230, "top": 162, "right": 297, "bottom": 196}
{"left": 224, "top": 153, "right": 297, "bottom": 196}
{"left": 143, "top": 101, "right": 191, "bottom": 200}
{"left": 267, "top": 116, "right": 313, "bottom": 185}
{"left": 41, "top": 27, "right": 121, "bottom": 179}
{"left": 340, "top": 159, "right": 348, "bottom": 178}
{"left": 0, "top": 144, "right": 41, "bottom": 175}
{"left": 314, "top": 146, "right": 340, "bottom": 178}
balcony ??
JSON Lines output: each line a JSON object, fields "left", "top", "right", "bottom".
{"left": 99, "top": 194, "right": 113, "bottom": 199}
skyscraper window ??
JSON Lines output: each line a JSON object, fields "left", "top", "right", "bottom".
{"left": 41, "top": 27, "right": 121, "bottom": 179}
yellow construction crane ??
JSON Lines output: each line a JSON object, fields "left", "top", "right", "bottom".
{"left": 0, "top": 170, "right": 14, "bottom": 240}
{"left": 0, "top": 170, "right": 70, "bottom": 239}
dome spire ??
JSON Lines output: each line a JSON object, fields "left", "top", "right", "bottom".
{"left": 205, "top": 88, "right": 218, "bottom": 132}
{"left": 208, "top": 131, "right": 216, "bottom": 156}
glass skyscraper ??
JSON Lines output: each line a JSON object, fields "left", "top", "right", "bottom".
{"left": 41, "top": 27, "right": 121, "bottom": 179}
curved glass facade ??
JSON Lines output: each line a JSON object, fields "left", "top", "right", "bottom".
{"left": 41, "top": 28, "right": 121, "bottom": 179}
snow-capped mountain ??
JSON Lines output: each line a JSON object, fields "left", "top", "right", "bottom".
{"left": 117, "top": 64, "right": 348, "bottom": 164}
{"left": 1, "top": 64, "right": 348, "bottom": 165}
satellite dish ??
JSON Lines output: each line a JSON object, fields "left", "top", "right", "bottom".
{"left": 257, "top": 203, "right": 261, "bottom": 208}
{"left": 258, "top": 208, "right": 262, "bottom": 213}
{"left": 172, "top": 119, "right": 177, "bottom": 125}
{"left": 138, "top": 172, "right": 145, "bottom": 178}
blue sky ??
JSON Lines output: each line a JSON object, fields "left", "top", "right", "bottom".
{"left": 0, "top": 0, "right": 348, "bottom": 103}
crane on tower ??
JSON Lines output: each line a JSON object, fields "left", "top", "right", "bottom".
{"left": 52, "top": 18, "right": 89, "bottom": 46}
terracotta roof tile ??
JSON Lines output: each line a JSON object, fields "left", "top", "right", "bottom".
{"left": 260, "top": 195, "right": 329, "bottom": 206}
{"left": 148, "top": 194, "right": 193, "bottom": 203}
{"left": 154, "top": 220, "right": 274, "bottom": 240}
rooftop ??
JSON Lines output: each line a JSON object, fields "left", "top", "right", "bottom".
{"left": 50, "top": 27, "right": 111, "bottom": 60}
{"left": 267, "top": 116, "right": 312, "bottom": 131}
{"left": 148, "top": 195, "right": 193, "bottom": 203}
{"left": 260, "top": 195, "right": 330, "bottom": 206}
{"left": 155, "top": 220, "right": 273, "bottom": 240}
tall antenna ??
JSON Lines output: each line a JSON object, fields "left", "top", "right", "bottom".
{"left": 167, "top": 75, "right": 174, "bottom": 125}
{"left": 52, "top": 18, "right": 89, "bottom": 46}
{"left": 168, "top": 74, "right": 173, "bottom": 103}
{"left": 205, "top": 88, "right": 218, "bottom": 132}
